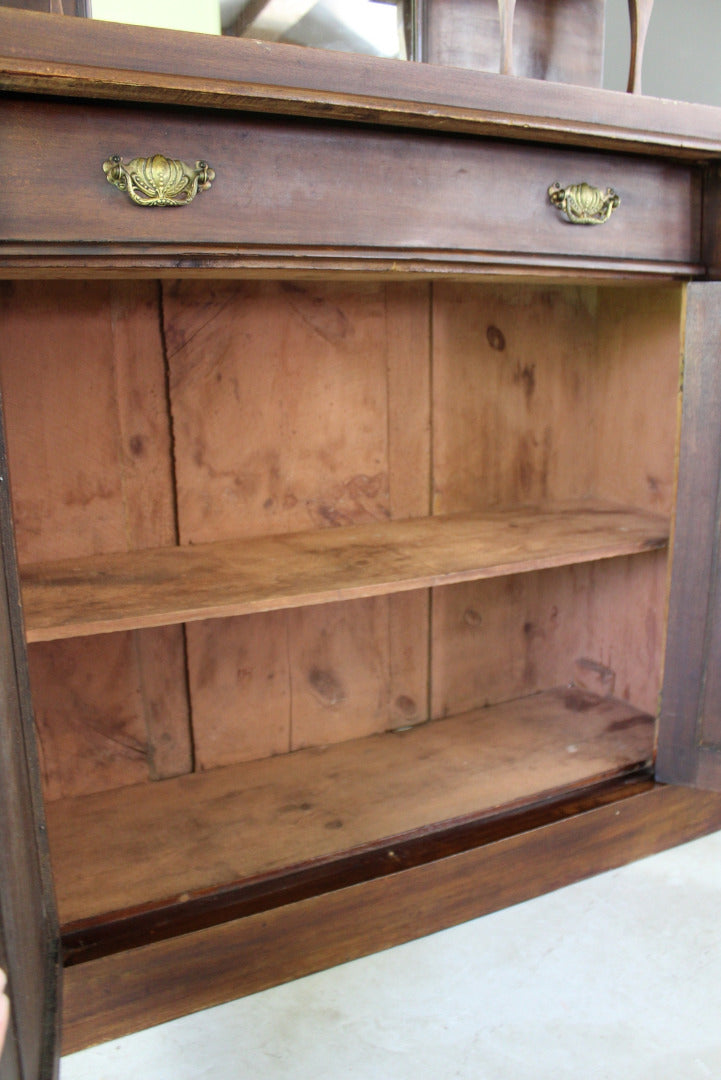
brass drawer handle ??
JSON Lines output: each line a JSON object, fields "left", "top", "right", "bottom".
{"left": 102, "top": 154, "right": 215, "bottom": 207}
{"left": 548, "top": 182, "right": 620, "bottom": 226}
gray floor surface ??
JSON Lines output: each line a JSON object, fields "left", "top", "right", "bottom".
{"left": 61, "top": 828, "right": 721, "bottom": 1079}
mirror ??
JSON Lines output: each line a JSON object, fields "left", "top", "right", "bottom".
{"left": 222, "top": 0, "right": 410, "bottom": 58}
{"left": 86, "top": 0, "right": 413, "bottom": 58}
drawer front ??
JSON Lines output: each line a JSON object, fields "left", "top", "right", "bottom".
{"left": 0, "top": 97, "right": 702, "bottom": 272}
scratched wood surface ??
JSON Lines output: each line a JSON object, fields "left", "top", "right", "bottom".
{"left": 47, "top": 687, "right": 655, "bottom": 927}
{"left": 20, "top": 504, "right": 668, "bottom": 641}
{"left": 0, "top": 281, "right": 191, "bottom": 799}
{"left": 163, "top": 281, "right": 430, "bottom": 767}
{"left": 431, "top": 552, "right": 669, "bottom": 720}
{"left": 61, "top": 783, "right": 721, "bottom": 1055}
{"left": 0, "top": 281, "right": 682, "bottom": 786}
{"left": 592, "top": 286, "right": 682, "bottom": 516}
{"left": 1, "top": 7, "right": 720, "bottom": 165}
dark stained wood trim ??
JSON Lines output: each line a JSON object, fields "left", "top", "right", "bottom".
{"left": 0, "top": 390, "right": 61, "bottom": 1080}
{"left": 0, "top": 927, "right": 23, "bottom": 1080}
{"left": 61, "top": 781, "right": 721, "bottom": 1054}
{"left": 0, "top": 247, "right": 706, "bottom": 281}
{"left": 60, "top": 771, "right": 655, "bottom": 966}
{"left": 2, "top": 8, "right": 721, "bottom": 158}
{"left": 657, "top": 283, "right": 721, "bottom": 790}
{"left": 702, "top": 163, "right": 721, "bottom": 279}
{"left": 0, "top": 98, "right": 701, "bottom": 269}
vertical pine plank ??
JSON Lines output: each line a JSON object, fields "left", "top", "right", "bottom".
{"left": 386, "top": 283, "right": 432, "bottom": 729}
{"left": 287, "top": 598, "right": 391, "bottom": 749}
{"left": 165, "top": 281, "right": 393, "bottom": 542}
{"left": 431, "top": 553, "right": 667, "bottom": 720}
{"left": 0, "top": 281, "right": 191, "bottom": 798}
{"left": 430, "top": 283, "right": 594, "bottom": 717}
{"left": 165, "top": 281, "right": 431, "bottom": 766}
{"left": 430, "top": 283, "right": 677, "bottom": 719}
{"left": 184, "top": 611, "right": 291, "bottom": 770}
{"left": 431, "top": 283, "right": 598, "bottom": 514}
{"left": 592, "top": 286, "right": 682, "bottom": 516}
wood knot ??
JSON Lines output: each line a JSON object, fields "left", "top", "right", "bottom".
{"left": 486, "top": 325, "right": 506, "bottom": 351}
{"left": 308, "top": 667, "right": 345, "bottom": 706}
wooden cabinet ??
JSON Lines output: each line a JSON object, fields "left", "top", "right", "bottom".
{"left": 2, "top": 9, "right": 721, "bottom": 1079}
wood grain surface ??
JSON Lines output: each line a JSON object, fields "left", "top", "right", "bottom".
{"left": 431, "top": 550, "right": 669, "bottom": 720}
{"left": 60, "top": 782, "right": 721, "bottom": 1054}
{"left": 0, "top": 99, "right": 701, "bottom": 278}
{"left": 2, "top": 8, "right": 721, "bottom": 160}
{"left": 9, "top": 280, "right": 680, "bottom": 780}
{"left": 426, "top": 0, "right": 604, "bottom": 86}
{"left": 0, "top": 388, "right": 61, "bottom": 1080}
{"left": 592, "top": 286, "right": 682, "bottom": 515}
{"left": 658, "top": 282, "right": 721, "bottom": 790}
{"left": 163, "top": 280, "right": 431, "bottom": 766}
{"left": 20, "top": 504, "right": 667, "bottom": 641}
{"left": 431, "top": 284, "right": 681, "bottom": 515}
{"left": 0, "top": 281, "right": 191, "bottom": 799}
{"left": 429, "top": 283, "right": 680, "bottom": 720}
{"left": 47, "top": 687, "right": 655, "bottom": 928}
{"left": 0, "top": 8, "right": 716, "bottom": 1069}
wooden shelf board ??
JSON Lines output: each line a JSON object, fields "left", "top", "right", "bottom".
{"left": 21, "top": 503, "right": 668, "bottom": 642}
{"left": 46, "top": 687, "right": 655, "bottom": 929}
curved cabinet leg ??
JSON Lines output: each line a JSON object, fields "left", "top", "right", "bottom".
{"left": 627, "top": 0, "right": 655, "bottom": 94}
{"left": 498, "top": 0, "right": 517, "bottom": 75}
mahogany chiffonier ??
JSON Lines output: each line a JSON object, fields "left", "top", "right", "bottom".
{"left": 2, "top": 6, "right": 721, "bottom": 1077}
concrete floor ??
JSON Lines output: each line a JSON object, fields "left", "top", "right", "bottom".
{"left": 61, "top": 828, "right": 721, "bottom": 1079}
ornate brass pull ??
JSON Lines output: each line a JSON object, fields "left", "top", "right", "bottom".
{"left": 548, "top": 182, "right": 620, "bottom": 226}
{"left": 102, "top": 154, "right": 215, "bottom": 207}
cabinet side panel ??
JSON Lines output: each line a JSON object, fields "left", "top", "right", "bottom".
{"left": 0, "top": 281, "right": 191, "bottom": 798}
{"left": 658, "top": 282, "right": 721, "bottom": 788}
{"left": 695, "top": 580, "right": 721, "bottom": 750}
{"left": 0, "top": 393, "right": 60, "bottom": 1080}
{"left": 166, "top": 282, "right": 431, "bottom": 765}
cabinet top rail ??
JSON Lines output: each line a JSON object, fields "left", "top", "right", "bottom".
{"left": 2, "top": 8, "right": 721, "bottom": 160}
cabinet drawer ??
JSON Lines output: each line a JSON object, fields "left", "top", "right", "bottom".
{"left": 0, "top": 97, "right": 702, "bottom": 274}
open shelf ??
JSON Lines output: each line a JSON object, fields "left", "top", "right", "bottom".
{"left": 46, "top": 686, "right": 655, "bottom": 947}
{"left": 21, "top": 502, "right": 668, "bottom": 643}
